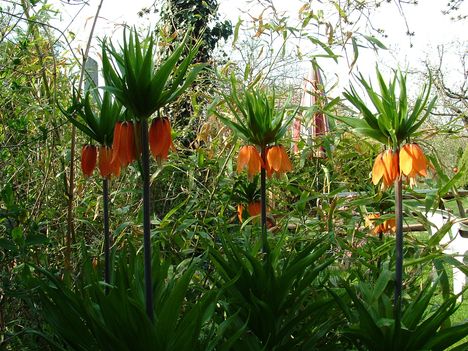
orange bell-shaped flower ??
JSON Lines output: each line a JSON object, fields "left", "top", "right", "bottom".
{"left": 399, "top": 143, "right": 428, "bottom": 188}
{"left": 237, "top": 145, "right": 263, "bottom": 179}
{"left": 381, "top": 217, "right": 396, "bottom": 233}
{"left": 111, "top": 121, "right": 138, "bottom": 167}
{"left": 112, "top": 122, "right": 123, "bottom": 166}
{"left": 237, "top": 204, "right": 244, "bottom": 222}
{"left": 81, "top": 144, "right": 97, "bottom": 177}
{"left": 247, "top": 201, "right": 262, "bottom": 217}
{"left": 120, "top": 121, "right": 137, "bottom": 165}
{"left": 98, "top": 146, "right": 112, "bottom": 178}
{"left": 372, "top": 149, "right": 399, "bottom": 188}
{"left": 266, "top": 145, "right": 292, "bottom": 177}
{"left": 237, "top": 202, "right": 262, "bottom": 223}
{"left": 98, "top": 146, "right": 121, "bottom": 178}
{"left": 365, "top": 213, "right": 396, "bottom": 235}
{"left": 149, "top": 118, "right": 174, "bottom": 162}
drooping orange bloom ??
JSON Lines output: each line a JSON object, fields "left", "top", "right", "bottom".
{"left": 111, "top": 153, "right": 121, "bottom": 177}
{"left": 399, "top": 143, "right": 428, "bottom": 188}
{"left": 81, "top": 144, "right": 97, "bottom": 177}
{"left": 266, "top": 145, "right": 292, "bottom": 177}
{"left": 237, "top": 202, "right": 262, "bottom": 223}
{"left": 382, "top": 217, "right": 396, "bottom": 233}
{"left": 111, "top": 122, "right": 122, "bottom": 162}
{"left": 99, "top": 146, "right": 112, "bottom": 178}
{"left": 149, "top": 118, "right": 174, "bottom": 162}
{"left": 237, "top": 145, "right": 263, "bottom": 179}
{"left": 237, "top": 204, "right": 244, "bottom": 222}
{"left": 247, "top": 202, "right": 262, "bottom": 217}
{"left": 365, "top": 213, "right": 396, "bottom": 235}
{"left": 98, "top": 146, "right": 121, "bottom": 178}
{"left": 111, "top": 121, "right": 138, "bottom": 167}
{"left": 372, "top": 149, "right": 399, "bottom": 188}
{"left": 127, "top": 122, "right": 138, "bottom": 162}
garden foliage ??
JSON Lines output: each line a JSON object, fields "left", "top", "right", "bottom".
{"left": 0, "top": 1, "right": 467, "bottom": 350}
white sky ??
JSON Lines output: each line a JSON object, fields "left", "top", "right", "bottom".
{"left": 46, "top": 0, "right": 467, "bottom": 93}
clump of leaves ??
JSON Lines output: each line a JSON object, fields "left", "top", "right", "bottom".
{"left": 23, "top": 245, "right": 236, "bottom": 351}
{"left": 215, "top": 75, "right": 296, "bottom": 148}
{"left": 210, "top": 234, "right": 341, "bottom": 350}
{"left": 331, "top": 267, "right": 468, "bottom": 351}
{"left": 102, "top": 28, "right": 204, "bottom": 120}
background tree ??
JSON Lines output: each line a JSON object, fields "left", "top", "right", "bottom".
{"left": 443, "top": 0, "right": 467, "bottom": 20}
{"left": 414, "top": 42, "right": 468, "bottom": 187}
{"left": 427, "top": 43, "right": 468, "bottom": 131}
{"left": 139, "top": 0, "right": 232, "bottom": 145}
{"left": 131, "top": 0, "right": 234, "bottom": 219}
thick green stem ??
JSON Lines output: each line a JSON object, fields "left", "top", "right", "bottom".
{"left": 260, "top": 148, "right": 270, "bottom": 256}
{"left": 394, "top": 178, "right": 403, "bottom": 326}
{"left": 103, "top": 178, "right": 111, "bottom": 294}
{"left": 140, "top": 119, "right": 154, "bottom": 321}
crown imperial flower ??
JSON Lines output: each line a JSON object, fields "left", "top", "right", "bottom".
{"left": 237, "top": 204, "right": 244, "bottom": 222}
{"left": 98, "top": 146, "right": 121, "bottom": 178}
{"left": 372, "top": 149, "right": 399, "bottom": 188}
{"left": 247, "top": 201, "right": 262, "bottom": 217}
{"left": 81, "top": 144, "right": 97, "bottom": 177}
{"left": 266, "top": 145, "right": 292, "bottom": 177}
{"left": 112, "top": 121, "right": 138, "bottom": 167}
{"left": 149, "top": 118, "right": 174, "bottom": 162}
{"left": 237, "top": 145, "right": 263, "bottom": 179}
{"left": 399, "top": 143, "right": 428, "bottom": 188}
{"left": 365, "top": 213, "right": 396, "bottom": 235}
{"left": 237, "top": 201, "right": 262, "bottom": 223}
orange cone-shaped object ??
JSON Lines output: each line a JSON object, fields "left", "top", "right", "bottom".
{"left": 237, "top": 145, "right": 263, "bottom": 179}
{"left": 372, "top": 149, "right": 399, "bottom": 188}
{"left": 111, "top": 122, "right": 123, "bottom": 165}
{"left": 237, "top": 204, "right": 244, "bottom": 222}
{"left": 112, "top": 121, "right": 138, "bottom": 168}
{"left": 98, "top": 146, "right": 121, "bottom": 178}
{"left": 365, "top": 213, "right": 396, "bottom": 235}
{"left": 81, "top": 144, "right": 97, "bottom": 177}
{"left": 399, "top": 143, "right": 428, "bottom": 188}
{"left": 149, "top": 118, "right": 174, "bottom": 162}
{"left": 98, "top": 146, "right": 113, "bottom": 178}
{"left": 266, "top": 145, "right": 292, "bottom": 177}
{"left": 247, "top": 201, "right": 262, "bottom": 217}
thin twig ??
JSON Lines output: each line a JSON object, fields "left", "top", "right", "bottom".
{"left": 66, "top": 0, "right": 105, "bottom": 272}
